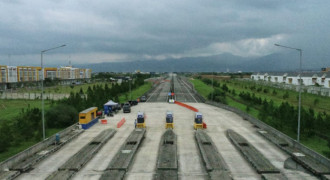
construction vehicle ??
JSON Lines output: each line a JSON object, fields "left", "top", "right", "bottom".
{"left": 165, "top": 111, "right": 174, "bottom": 129}
{"left": 136, "top": 111, "right": 146, "bottom": 128}
{"left": 194, "top": 112, "right": 203, "bottom": 129}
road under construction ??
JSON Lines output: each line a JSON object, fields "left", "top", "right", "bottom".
{"left": 1, "top": 73, "right": 329, "bottom": 180}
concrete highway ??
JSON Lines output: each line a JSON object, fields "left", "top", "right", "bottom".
{"left": 16, "top": 74, "right": 319, "bottom": 180}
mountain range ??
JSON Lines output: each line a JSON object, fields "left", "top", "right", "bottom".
{"left": 76, "top": 53, "right": 320, "bottom": 73}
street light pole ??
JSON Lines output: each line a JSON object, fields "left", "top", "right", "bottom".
{"left": 129, "top": 72, "right": 132, "bottom": 100}
{"left": 274, "top": 43, "right": 302, "bottom": 143}
{"left": 41, "top": 44, "right": 66, "bottom": 140}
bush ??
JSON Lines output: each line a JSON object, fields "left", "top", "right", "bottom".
{"left": 222, "top": 84, "right": 229, "bottom": 92}
{"left": 283, "top": 91, "right": 289, "bottom": 99}
{"left": 46, "top": 104, "right": 78, "bottom": 128}
{"left": 232, "top": 89, "right": 236, "bottom": 96}
{"left": 257, "top": 87, "right": 262, "bottom": 92}
{"left": 272, "top": 89, "right": 277, "bottom": 95}
{"left": 14, "top": 108, "right": 42, "bottom": 141}
{"left": 0, "top": 120, "right": 13, "bottom": 152}
{"left": 246, "top": 105, "right": 250, "bottom": 112}
{"left": 263, "top": 88, "right": 269, "bottom": 94}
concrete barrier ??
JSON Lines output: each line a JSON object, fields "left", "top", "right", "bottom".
{"left": 174, "top": 101, "right": 198, "bottom": 112}
{"left": 101, "top": 119, "right": 107, "bottom": 124}
{"left": 0, "top": 123, "right": 80, "bottom": 170}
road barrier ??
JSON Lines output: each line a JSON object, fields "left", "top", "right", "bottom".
{"left": 100, "top": 129, "right": 146, "bottom": 179}
{"left": 195, "top": 130, "right": 232, "bottom": 179}
{"left": 154, "top": 129, "right": 178, "bottom": 179}
{"left": 47, "top": 129, "right": 116, "bottom": 180}
{"left": 174, "top": 101, "right": 198, "bottom": 112}
{"left": 117, "top": 118, "right": 126, "bottom": 128}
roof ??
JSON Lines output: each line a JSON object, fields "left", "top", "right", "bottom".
{"left": 195, "top": 112, "right": 202, "bottom": 117}
{"left": 80, "top": 107, "right": 97, "bottom": 114}
{"left": 166, "top": 111, "right": 173, "bottom": 116}
{"left": 251, "top": 71, "right": 330, "bottom": 78}
{"left": 104, "top": 100, "right": 118, "bottom": 106}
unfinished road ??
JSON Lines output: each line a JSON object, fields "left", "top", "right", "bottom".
{"left": 11, "top": 74, "right": 325, "bottom": 180}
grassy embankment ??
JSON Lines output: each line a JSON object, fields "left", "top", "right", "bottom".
{"left": 227, "top": 80, "right": 330, "bottom": 115}
{"left": 190, "top": 78, "right": 329, "bottom": 156}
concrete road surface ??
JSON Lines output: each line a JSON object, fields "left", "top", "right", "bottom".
{"left": 17, "top": 104, "right": 317, "bottom": 180}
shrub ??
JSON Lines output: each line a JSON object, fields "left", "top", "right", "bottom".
{"left": 263, "top": 88, "right": 269, "bottom": 94}
{"left": 46, "top": 104, "right": 78, "bottom": 128}
{"left": 0, "top": 120, "right": 13, "bottom": 152}
{"left": 272, "top": 89, "right": 277, "bottom": 95}
{"left": 283, "top": 91, "right": 289, "bottom": 99}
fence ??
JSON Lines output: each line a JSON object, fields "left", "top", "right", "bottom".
{"left": 0, "top": 92, "right": 70, "bottom": 100}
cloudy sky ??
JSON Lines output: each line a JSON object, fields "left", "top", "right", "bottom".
{"left": 0, "top": 0, "right": 329, "bottom": 68}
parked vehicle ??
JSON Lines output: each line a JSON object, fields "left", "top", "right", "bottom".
{"left": 123, "top": 103, "right": 131, "bottom": 113}
{"left": 129, "top": 100, "right": 138, "bottom": 106}
{"left": 140, "top": 95, "right": 147, "bottom": 102}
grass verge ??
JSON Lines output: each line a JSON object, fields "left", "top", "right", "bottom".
{"left": 0, "top": 99, "right": 51, "bottom": 120}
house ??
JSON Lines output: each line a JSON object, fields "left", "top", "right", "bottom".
{"left": 251, "top": 71, "right": 330, "bottom": 88}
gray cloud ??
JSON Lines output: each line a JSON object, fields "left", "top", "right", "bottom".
{"left": 0, "top": 0, "right": 329, "bottom": 69}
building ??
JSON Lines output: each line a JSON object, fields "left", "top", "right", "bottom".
{"left": 321, "top": 67, "right": 330, "bottom": 72}
{"left": 0, "top": 65, "right": 92, "bottom": 90}
{"left": 251, "top": 71, "right": 330, "bottom": 88}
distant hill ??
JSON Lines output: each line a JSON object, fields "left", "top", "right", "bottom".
{"left": 77, "top": 53, "right": 319, "bottom": 72}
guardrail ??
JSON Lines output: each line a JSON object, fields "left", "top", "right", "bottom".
{"left": 0, "top": 92, "right": 71, "bottom": 100}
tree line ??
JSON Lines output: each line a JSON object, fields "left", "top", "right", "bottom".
{"left": 0, "top": 74, "right": 150, "bottom": 153}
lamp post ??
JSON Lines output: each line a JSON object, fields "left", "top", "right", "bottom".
{"left": 211, "top": 71, "right": 214, "bottom": 101}
{"left": 41, "top": 44, "right": 66, "bottom": 140}
{"left": 274, "top": 43, "right": 302, "bottom": 143}
{"left": 129, "top": 72, "right": 132, "bottom": 101}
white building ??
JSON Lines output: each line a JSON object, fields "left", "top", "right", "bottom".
{"left": 251, "top": 72, "right": 330, "bottom": 88}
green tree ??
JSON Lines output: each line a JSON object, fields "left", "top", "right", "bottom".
{"left": 0, "top": 120, "right": 13, "bottom": 152}
{"left": 46, "top": 104, "right": 78, "bottom": 128}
